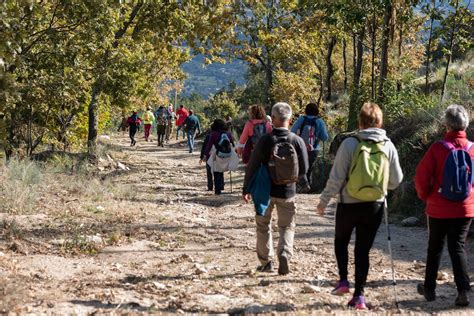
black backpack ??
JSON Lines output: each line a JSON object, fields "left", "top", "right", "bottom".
{"left": 216, "top": 132, "right": 232, "bottom": 158}
{"left": 268, "top": 134, "right": 299, "bottom": 185}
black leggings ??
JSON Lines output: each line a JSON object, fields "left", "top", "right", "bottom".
{"left": 335, "top": 202, "right": 384, "bottom": 296}
{"left": 424, "top": 217, "right": 472, "bottom": 292}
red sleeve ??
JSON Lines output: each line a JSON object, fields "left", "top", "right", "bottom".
{"left": 239, "top": 121, "right": 252, "bottom": 144}
{"left": 415, "top": 144, "right": 437, "bottom": 201}
{"left": 266, "top": 122, "right": 273, "bottom": 133}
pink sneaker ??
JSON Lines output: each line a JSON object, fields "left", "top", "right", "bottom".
{"left": 348, "top": 295, "right": 367, "bottom": 310}
{"left": 331, "top": 280, "right": 350, "bottom": 295}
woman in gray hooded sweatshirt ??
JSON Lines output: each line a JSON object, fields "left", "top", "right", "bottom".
{"left": 316, "top": 102, "right": 403, "bottom": 309}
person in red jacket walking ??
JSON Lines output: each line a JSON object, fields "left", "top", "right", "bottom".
{"left": 176, "top": 105, "right": 189, "bottom": 141}
{"left": 415, "top": 104, "right": 473, "bottom": 307}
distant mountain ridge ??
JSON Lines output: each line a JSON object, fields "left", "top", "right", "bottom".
{"left": 181, "top": 55, "right": 247, "bottom": 98}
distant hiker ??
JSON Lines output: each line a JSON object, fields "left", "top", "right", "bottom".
{"left": 291, "top": 103, "right": 329, "bottom": 188}
{"left": 200, "top": 121, "right": 220, "bottom": 192}
{"left": 127, "top": 111, "right": 142, "bottom": 146}
{"left": 237, "top": 104, "right": 273, "bottom": 164}
{"left": 143, "top": 106, "right": 155, "bottom": 142}
{"left": 183, "top": 109, "right": 201, "bottom": 153}
{"left": 155, "top": 105, "right": 168, "bottom": 147}
{"left": 316, "top": 102, "right": 403, "bottom": 310}
{"left": 166, "top": 105, "right": 176, "bottom": 143}
{"left": 243, "top": 102, "right": 309, "bottom": 275}
{"left": 176, "top": 105, "right": 189, "bottom": 140}
{"left": 203, "top": 119, "right": 236, "bottom": 195}
{"left": 415, "top": 104, "right": 473, "bottom": 307}
{"left": 117, "top": 115, "right": 128, "bottom": 134}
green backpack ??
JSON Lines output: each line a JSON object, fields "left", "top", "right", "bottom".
{"left": 346, "top": 137, "right": 390, "bottom": 201}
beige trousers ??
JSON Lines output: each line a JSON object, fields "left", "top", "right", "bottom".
{"left": 255, "top": 197, "right": 296, "bottom": 264}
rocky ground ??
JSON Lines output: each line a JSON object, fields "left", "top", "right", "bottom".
{"left": 0, "top": 133, "right": 473, "bottom": 315}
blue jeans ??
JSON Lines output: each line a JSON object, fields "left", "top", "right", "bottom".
{"left": 187, "top": 130, "right": 196, "bottom": 152}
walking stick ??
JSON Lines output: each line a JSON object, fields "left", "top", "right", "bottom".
{"left": 230, "top": 171, "right": 233, "bottom": 193}
{"left": 384, "top": 199, "right": 400, "bottom": 310}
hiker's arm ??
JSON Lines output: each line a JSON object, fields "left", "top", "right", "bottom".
{"left": 201, "top": 134, "right": 210, "bottom": 160}
{"left": 243, "top": 138, "right": 266, "bottom": 194}
{"left": 238, "top": 121, "right": 251, "bottom": 147}
{"left": 290, "top": 117, "right": 303, "bottom": 134}
{"left": 203, "top": 133, "right": 216, "bottom": 158}
{"left": 318, "top": 119, "right": 329, "bottom": 142}
{"left": 415, "top": 144, "right": 436, "bottom": 201}
{"left": 387, "top": 142, "right": 403, "bottom": 190}
{"left": 319, "top": 138, "right": 354, "bottom": 208}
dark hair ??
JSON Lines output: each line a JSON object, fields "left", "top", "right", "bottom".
{"left": 305, "top": 103, "right": 319, "bottom": 116}
{"left": 211, "top": 119, "right": 228, "bottom": 132}
{"left": 180, "top": 105, "right": 184, "bottom": 108}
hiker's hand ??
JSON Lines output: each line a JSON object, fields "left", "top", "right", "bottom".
{"left": 236, "top": 147, "right": 242, "bottom": 156}
{"left": 243, "top": 194, "right": 251, "bottom": 203}
{"left": 316, "top": 203, "right": 325, "bottom": 216}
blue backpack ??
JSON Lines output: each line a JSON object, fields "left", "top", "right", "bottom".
{"left": 216, "top": 133, "right": 232, "bottom": 159}
{"left": 439, "top": 141, "right": 474, "bottom": 201}
{"left": 251, "top": 122, "right": 267, "bottom": 145}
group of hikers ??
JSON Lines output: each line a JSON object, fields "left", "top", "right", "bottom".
{"left": 122, "top": 104, "right": 202, "bottom": 152}
{"left": 204, "top": 101, "right": 470, "bottom": 310}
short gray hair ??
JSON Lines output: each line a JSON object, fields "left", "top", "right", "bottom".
{"left": 271, "top": 102, "right": 292, "bottom": 121}
{"left": 444, "top": 104, "right": 469, "bottom": 131}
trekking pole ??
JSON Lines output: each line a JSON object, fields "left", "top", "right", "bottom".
{"left": 230, "top": 171, "right": 233, "bottom": 193}
{"left": 384, "top": 199, "right": 399, "bottom": 310}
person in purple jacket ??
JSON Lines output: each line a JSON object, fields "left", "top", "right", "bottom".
{"left": 203, "top": 119, "right": 235, "bottom": 195}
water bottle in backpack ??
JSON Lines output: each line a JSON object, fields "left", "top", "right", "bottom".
{"left": 438, "top": 141, "right": 474, "bottom": 201}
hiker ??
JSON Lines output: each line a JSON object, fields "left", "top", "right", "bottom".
{"left": 183, "top": 109, "right": 201, "bottom": 153}
{"left": 155, "top": 105, "right": 168, "bottom": 147}
{"left": 200, "top": 121, "right": 220, "bottom": 192}
{"left": 176, "top": 104, "right": 189, "bottom": 140}
{"left": 127, "top": 111, "right": 142, "bottom": 146}
{"left": 143, "top": 106, "right": 155, "bottom": 142}
{"left": 316, "top": 102, "right": 403, "bottom": 310}
{"left": 203, "top": 119, "right": 235, "bottom": 195}
{"left": 117, "top": 113, "right": 128, "bottom": 134}
{"left": 166, "top": 105, "right": 176, "bottom": 143}
{"left": 291, "top": 102, "right": 329, "bottom": 187}
{"left": 415, "top": 104, "right": 473, "bottom": 307}
{"left": 236, "top": 104, "right": 273, "bottom": 164}
{"left": 243, "top": 102, "right": 309, "bottom": 275}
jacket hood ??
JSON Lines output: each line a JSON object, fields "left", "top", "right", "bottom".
{"left": 357, "top": 128, "right": 389, "bottom": 142}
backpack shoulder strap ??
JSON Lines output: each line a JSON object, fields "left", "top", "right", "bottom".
{"left": 464, "top": 141, "right": 474, "bottom": 151}
{"left": 438, "top": 140, "right": 455, "bottom": 151}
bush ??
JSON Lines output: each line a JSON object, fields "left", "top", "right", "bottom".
{"left": 0, "top": 159, "right": 42, "bottom": 213}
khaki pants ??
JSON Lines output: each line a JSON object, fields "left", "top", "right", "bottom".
{"left": 255, "top": 197, "right": 296, "bottom": 264}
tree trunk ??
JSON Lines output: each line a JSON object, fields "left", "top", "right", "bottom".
{"left": 87, "top": 84, "right": 100, "bottom": 160}
{"left": 397, "top": 25, "right": 403, "bottom": 92}
{"left": 264, "top": 58, "right": 274, "bottom": 107}
{"left": 424, "top": 14, "right": 435, "bottom": 94}
{"left": 324, "top": 36, "right": 337, "bottom": 102}
{"left": 440, "top": 0, "right": 459, "bottom": 102}
{"left": 378, "top": 1, "right": 394, "bottom": 102}
{"left": 371, "top": 14, "right": 377, "bottom": 100}
{"left": 348, "top": 28, "right": 365, "bottom": 130}
{"left": 342, "top": 38, "right": 348, "bottom": 92}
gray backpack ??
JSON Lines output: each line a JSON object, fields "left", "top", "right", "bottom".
{"left": 268, "top": 134, "right": 299, "bottom": 185}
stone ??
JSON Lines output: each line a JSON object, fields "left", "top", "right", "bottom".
{"left": 437, "top": 271, "right": 449, "bottom": 281}
{"left": 96, "top": 206, "right": 105, "bottom": 212}
{"left": 259, "top": 279, "right": 271, "bottom": 286}
{"left": 246, "top": 269, "right": 256, "bottom": 276}
{"left": 194, "top": 266, "right": 208, "bottom": 275}
{"left": 117, "top": 162, "right": 127, "bottom": 170}
{"left": 413, "top": 260, "right": 425, "bottom": 269}
{"left": 401, "top": 216, "right": 420, "bottom": 227}
{"left": 302, "top": 284, "right": 321, "bottom": 293}
{"left": 85, "top": 235, "right": 103, "bottom": 244}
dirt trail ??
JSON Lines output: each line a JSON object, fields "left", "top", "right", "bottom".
{"left": 1, "top": 134, "right": 473, "bottom": 315}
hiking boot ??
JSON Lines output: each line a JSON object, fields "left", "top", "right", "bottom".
{"left": 348, "top": 295, "right": 367, "bottom": 310}
{"left": 455, "top": 290, "right": 470, "bottom": 307}
{"left": 331, "top": 280, "right": 350, "bottom": 295}
{"left": 278, "top": 254, "right": 290, "bottom": 275}
{"left": 417, "top": 283, "right": 436, "bottom": 302}
{"left": 256, "top": 261, "right": 274, "bottom": 272}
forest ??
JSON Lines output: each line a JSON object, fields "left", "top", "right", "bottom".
{"left": 0, "top": 1, "right": 473, "bottom": 313}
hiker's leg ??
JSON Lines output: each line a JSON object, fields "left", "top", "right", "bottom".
{"left": 176, "top": 126, "right": 180, "bottom": 140}
{"left": 186, "top": 131, "right": 192, "bottom": 152}
{"left": 334, "top": 203, "right": 355, "bottom": 281}
{"left": 353, "top": 202, "right": 383, "bottom": 296}
{"left": 206, "top": 164, "right": 213, "bottom": 191}
{"left": 275, "top": 197, "right": 296, "bottom": 261}
{"left": 446, "top": 218, "right": 472, "bottom": 292}
{"left": 214, "top": 172, "right": 224, "bottom": 194}
{"left": 255, "top": 200, "right": 275, "bottom": 264}
{"left": 307, "top": 150, "right": 318, "bottom": 185}
{"left": 424, "top": 216, "right": 447, "bottom": 291}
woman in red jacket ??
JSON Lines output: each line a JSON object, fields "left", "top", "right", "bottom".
{"left": 415, "top": 104, "right": 473, "bottom": 307}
